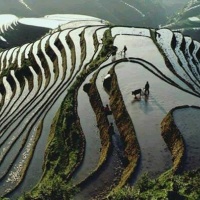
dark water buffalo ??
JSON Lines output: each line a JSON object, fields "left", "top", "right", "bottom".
{"left": 132, "top": 89, "right": 142, "bottom": 98}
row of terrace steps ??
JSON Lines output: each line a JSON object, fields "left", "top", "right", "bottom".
{"left": 1, "top": 24, "right": 200, "bottom": 198}
{"left": 75, "top": 27, "right": 200, "bottom": 198}
{"left": 156, "top": 28, "right": 200, "bottom": 98}
{"left": 0, "top": 24, "right": 79, "bottom": 196}
{"left": 0, "top": 20, "right": 18, "bottom": 34}
{"left": 73, "top": 26, "right": 165, "bottom": 199}
{"left": 0, "top": 23, "right": 110, "bottom": 197}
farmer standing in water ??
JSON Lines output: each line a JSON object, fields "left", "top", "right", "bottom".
{"left": 123, "top": 45, "right": 127, "bottom": 55}
{"left": 144, "top": 81, "right": 150, "bottom": 95}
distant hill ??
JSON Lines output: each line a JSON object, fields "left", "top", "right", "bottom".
{"left": 163, "top": 0, "right": 200, "bottom": 41}
{"left": 0, "top": 0, "right": 188, "bottom": 28}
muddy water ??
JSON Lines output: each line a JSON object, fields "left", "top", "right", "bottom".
{"left": 115, "top": 61, "right": 200, "bottom": 182}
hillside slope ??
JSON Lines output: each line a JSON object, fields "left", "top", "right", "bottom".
{"left": 0, "top": 16, "right": 200, "bottom": 200}
{"left": 163, "top": 0, "right": 200, "bottom": 41}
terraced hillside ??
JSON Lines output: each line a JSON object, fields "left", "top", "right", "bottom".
{"left": 0, "top": 0, "right": 169, "bottom": 28}
{"left": 1, "top": 18, "right": 200, "bottom": 200}
{"left": 0, "top": 14, "right": 105, "bottom": 49}
{"left": 163, "top": 0, "right": 200, "bottom": 42}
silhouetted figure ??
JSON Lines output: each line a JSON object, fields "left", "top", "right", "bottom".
{"left": 108, "top": 123, "right": 115, "bottom": 135}
{"left": 104, "top": 104, "right": 112, "bottom": 115}
{"left": 144, "top": 81, "right": 150, "bottom": 95}
{"left": 123, "top": 45, "right": 127, "bottom": 55}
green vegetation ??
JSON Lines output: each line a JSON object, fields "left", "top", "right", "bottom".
{"left": 109, "top": 169, "right": 200, "bottom": 199}
{"left": 0, "top": 68, "right": 11, "bottom": 79}
{"left": 0, "top": 60, "right": 18, "bottom": 80}
{"left": 86, "top": 80, "right": 111, "bottom": 166}
{"left": 75, "top": 28, "right": 115, "bottom": 189}
{"left": 87, "top": 28, "right": 113, "bottom": 71}
{"left": 17, "top": 27, "right": 115, "bottom": 200}
{"left": 108, "top": 67, "right": 140, "bottom": 190}
{"left": 93, "top": 29, "right": 99, "bottom": 50}
{"left": 20, "top": 91, "right": 83, "bottom": 200}
{"left": 3, "top": 24, "right": 199, "bottom": 200}
{"left": 20, "top": 176, "right": 77, "bottom": 200}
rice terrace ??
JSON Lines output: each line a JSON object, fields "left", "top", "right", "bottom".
{"left": 1, "top": 1, "right": 200, "bottom": 199}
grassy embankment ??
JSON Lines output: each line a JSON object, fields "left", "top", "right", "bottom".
{"left": 19, "top": 27, "right": 114, "bottom": 199}
{"left": 108, "top": 29, "right": 199, "bottom": 199}
{"left": 108, "top": 169, "right": 200, "bottom": 199}
{"left": 77, "top": 69, "right": 112, "bottom": 190}
{"left": 19, "top": 30, "right": 84, "bottom": 200}
{"left": 0, "top": 32, "right": 63, "bottom": 197}
{"left": 108, "top": 105, "right": 200, "bottom": 199}
{"left": 75, "top": 27, "right": 116, "bottom": 189}
{"left": 107, "top": 67, "right": 140, "bottom": 192}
